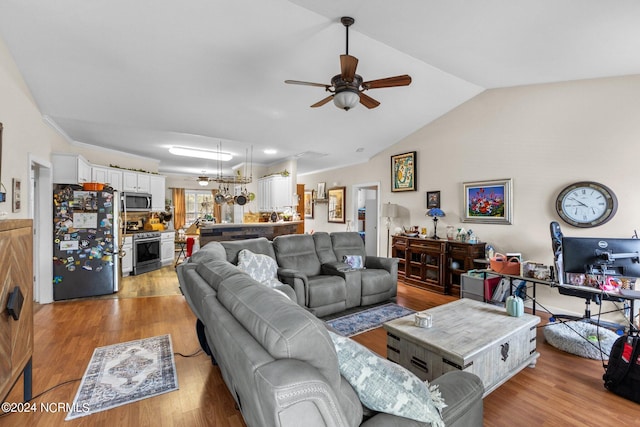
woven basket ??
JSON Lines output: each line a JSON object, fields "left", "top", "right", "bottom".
{"left": 490, "top": 253, "right": 521, "bottom": 275}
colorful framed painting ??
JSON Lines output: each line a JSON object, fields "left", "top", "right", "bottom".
{"left": 426, "top": 191, "right": 440, "bottom": 209}
{"left": 327, "top": 186, "right": 346, "bottom": 223}
{"left": 463, "top": 178, "right": 512, "bottom": 224}
{"left": 304, "top": 190, "right": 314, "bottom": 219}
{"left": 391, "top": 151, "right": 416, "bottom": 192}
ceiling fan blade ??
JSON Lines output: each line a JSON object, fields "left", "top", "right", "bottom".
{"left": 285, "top": 80, "right": 330, "bottom": 89}
{"left": 340, "top": 55, "right": 359, "bottom": 81}
{"left": 311, "top": 95, "right": 334, "bottom": 108}
{"left": 359, "top": 92, "right": 380, "bottom": 109}
{"left": 362, "top": 74, "right": 412, "bottom": 90}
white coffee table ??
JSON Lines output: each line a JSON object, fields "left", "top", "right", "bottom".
{"left": 384, "top": 298, "right": 540, "bottom": 396}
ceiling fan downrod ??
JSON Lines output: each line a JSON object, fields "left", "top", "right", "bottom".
{"left": 341, "top": 16, "right": 354, "bottom": 56}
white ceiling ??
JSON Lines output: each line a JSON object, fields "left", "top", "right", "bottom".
{"left": 1, "top": 0, "right": 639, "bottom": 177}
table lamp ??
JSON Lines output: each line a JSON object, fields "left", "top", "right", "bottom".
{"left": 382, "top": 203, "right": 398, "bottom": 257}
{"left": 426, "top": 208, "right": 445, "bottom": 239}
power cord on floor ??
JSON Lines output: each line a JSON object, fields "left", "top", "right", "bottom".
{"left": 0, "top": 377, "right": 81, "bottom": 418}
{"left": 173, "top": 348, "right": 204, "bottom": 358}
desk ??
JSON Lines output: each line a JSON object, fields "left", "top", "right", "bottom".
{"left": 476, "top": 269, "right": 640, "bottom": 331}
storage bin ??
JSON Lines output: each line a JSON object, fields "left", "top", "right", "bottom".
{"left": 490, "top": 253, "right": 521, "bottom": 275}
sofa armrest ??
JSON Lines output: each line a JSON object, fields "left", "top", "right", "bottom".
{"left": 365, "top": 256, "right": 399, "bottom": 273}
{"left": 277, "top": 268, "right": 308, "bottom": 305}
{"left": 255, "top": 359, "right": 363, "bottom": 427}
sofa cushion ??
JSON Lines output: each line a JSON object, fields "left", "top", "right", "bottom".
{"left": 313, "top": 232, "right": 338, "bottom": 264}
{"left": 189, "top": 241, "right": 227, "bottom": 264}
{"left": 221, "top": 237, "right": 276, "bottom": 264}
{"left": 237, "top": 249, "right": 282, "bottom": 288}
{"left": 196, "top": 259, "right": 246, "bottom": 291}
{"left": 331, "top": 232, "right": 367, "bottom": 262}
{"left": 273, "top": 234, "right": 322, "bottom": 277}
{"left": 328, "top": 330, "right": 445, "bottom": 427}
{"left": 217, "top": 274, "right": 341, "bottom": 388}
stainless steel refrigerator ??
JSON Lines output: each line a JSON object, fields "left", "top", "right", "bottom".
{"left": 53, "top": 185, "right": 120, "bottom": 300}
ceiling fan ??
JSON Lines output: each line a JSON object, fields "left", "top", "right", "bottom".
{"left": 285, "top": 16, "right": 412, "bottom": 111}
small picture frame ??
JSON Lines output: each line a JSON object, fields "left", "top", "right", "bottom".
{"left": 463, "top": 178, "right": 512, "bottom": 224}
{"left": 12, "top": 178, "right": 21, "bottom": 213}
{"left": 327, "top": 186, "right": 346, "bottom": 223}
{"left": 426, "top": 191, "right": 440, "bottom": 209}
{"left": 317, "top": 182, "right": 326, "bottom": 200}
{"left": 391, "top": 151, "right": 417, "bottom": 192}
{"left": 304, "top": 190, "right": 314, "bottom": 219}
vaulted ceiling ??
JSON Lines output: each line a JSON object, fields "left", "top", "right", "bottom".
{"left": 1, "top": 0, "right": 639, "bottom": 178}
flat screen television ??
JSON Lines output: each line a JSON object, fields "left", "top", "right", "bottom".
{"left": 562, "top": 236, "right": 640, "bottom": 278}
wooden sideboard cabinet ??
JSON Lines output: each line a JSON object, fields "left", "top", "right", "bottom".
{"left": 392, "top": 235, "right": 485, "bottom": 295}
{"left": 0, "top": 219, "right": 34, "bottom": 402}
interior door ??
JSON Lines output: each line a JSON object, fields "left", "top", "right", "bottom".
{"left": 364, "top": 199, "right": 377, "bottom": 256}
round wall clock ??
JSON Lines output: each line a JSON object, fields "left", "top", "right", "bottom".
{"left": 555, "top": 181, "right": 618, "bottom": 228}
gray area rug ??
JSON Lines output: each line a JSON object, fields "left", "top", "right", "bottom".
{"left": 326, "top": 303, "right": 415, "bottom": 337}
{"left": 543, "top": 321, "right": 620, "bottom": 360}
{"left": 66, "top": 334, "right": 178, "bottom": 420}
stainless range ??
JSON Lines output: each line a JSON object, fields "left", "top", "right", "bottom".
{"left": 132, "top": 231, "right": 162, "bottom": 275}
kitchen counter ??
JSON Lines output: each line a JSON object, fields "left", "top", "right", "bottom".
{"left": 199, "top": 221, "right": 303, "bottom": 244}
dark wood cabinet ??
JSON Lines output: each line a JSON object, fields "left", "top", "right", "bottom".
{"left": 392, "top": 235, "right": 485, "bottom": 295}
{"left": 447, "top": 241, "right": 487, "bottom": 296}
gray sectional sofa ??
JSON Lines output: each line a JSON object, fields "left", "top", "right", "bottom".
{"left": 176, "top": 232, "right": 484, "bottom": 427}
{"left": 190, "top": 232, "right": 398, "bottom": 317}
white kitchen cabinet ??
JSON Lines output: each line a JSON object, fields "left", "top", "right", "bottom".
{"left": 160, "top": 231, "right": 175, "bottom": 266}
{"left": 92, "top": 166, "right": 122, "bottom": 192}
{"left": 121, "top": 235, "right": 133, "bottom": 276}
{"left": 122, "top": 171, "right": 151, "bottom": 193}
{"left": 149, "top": 175, "right": 166, "bottom": 211}
{"left": 258, "top": 175, "right": 292, "bottom": 211}
{"left": 52, "top": 153, "right": 92, "bottom": 184}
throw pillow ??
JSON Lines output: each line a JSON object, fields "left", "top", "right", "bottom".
{"left": 328, "top": 330, "right": 445, "bottom": 427}
{"left": 237, "top": 249, "right": 279, "bottom": 287}
{"left": 343, "top": 255, "right": 364, "bottom": 270}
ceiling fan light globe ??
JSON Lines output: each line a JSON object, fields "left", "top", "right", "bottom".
{"left": 198, "top": 179, "right": 209, "bottom": 186}
{"left": 333, "top": 90, "right": 359, "bottom": 110}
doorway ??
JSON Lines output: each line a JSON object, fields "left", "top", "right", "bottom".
{"left": 29, "top": 154, "right": 53, "bottom": 304}
{"left": 351, "top": 182, "right": 381, "bottom": 256}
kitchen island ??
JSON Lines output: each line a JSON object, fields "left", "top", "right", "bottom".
{"left": 199, "top": 221, "right": 303, "bottom": 245}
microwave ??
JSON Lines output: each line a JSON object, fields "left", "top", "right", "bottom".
{"left": 122, "top": 192, "right": 152, "bottom": 211}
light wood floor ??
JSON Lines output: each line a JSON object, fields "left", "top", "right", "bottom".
{"left": 3, "top": 267, "right": 640, "bottom": 426}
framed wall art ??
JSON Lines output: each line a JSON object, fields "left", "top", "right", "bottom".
{"left": 327, "top": 186, "right": 346, "bottom": 223}
{"left": 391, "top": 151, "right": 416, "bottom": 192}
{"left": 12, "top": 178, "right": 21, "bottom": 213}
{"left": 317, "top": 182, "right": 326, "bottom": 200}
{"left": 304, "top": 190, "right": 314, "bottom": 219}
{"left": 463, "top": 178, "right": 512, "bottom": 224}
{"left": 426, "top": 191, "right": 440, "bottom": 209}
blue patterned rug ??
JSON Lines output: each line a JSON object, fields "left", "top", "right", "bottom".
{"left": 327, "top": 303, "right": 415, "bottom": 337}
{"left": 66, "top": 334, "right": 178, "bottom": 420}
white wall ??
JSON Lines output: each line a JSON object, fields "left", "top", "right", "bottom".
{"left": 299, "top": 75, "right": 640, "bottom": 322}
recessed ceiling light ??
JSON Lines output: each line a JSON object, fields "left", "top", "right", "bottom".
{"left": 264, "top": 149, "right": 277, "bottom": 155}
{"left": 356, "top": 147, "right": 364, "bottom": 152}
{"left": 169, "top": 146, "right": 232, "bottom": 161}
